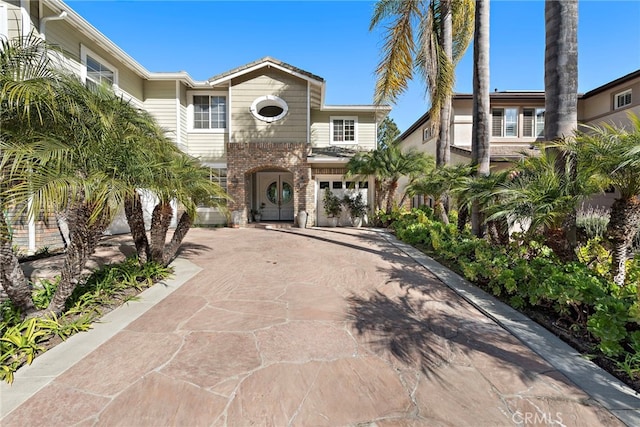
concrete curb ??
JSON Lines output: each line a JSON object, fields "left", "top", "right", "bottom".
{"left": 0, "top": 257, "right": 202, "bottom": 419}
{"left": 376, "top": 230, "right": 640, "bottom": 427}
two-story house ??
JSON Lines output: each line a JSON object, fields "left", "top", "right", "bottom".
{"left": 2, "top": 0, "right": 389, "bottom": 253}
{"left": 399, "top": 69, "right": 640, "bottom": 208}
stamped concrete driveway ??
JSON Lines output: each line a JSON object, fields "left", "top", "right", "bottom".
{"left": 2, "top": 227, "right": 624, "bottom": 426}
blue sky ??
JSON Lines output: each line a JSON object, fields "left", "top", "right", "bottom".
{"left": 65, "top": 0, "right": 640, "bottom": 132}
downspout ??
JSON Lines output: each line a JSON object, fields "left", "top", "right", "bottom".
{"left": 27, "top": 197, "right": 35, "bottom": 255}
{"left": 307, "top": 81, "right": 310, "bottom": 144}
{"left": 40, "top": 10, "right": 67, "bottom": 40}
{"left": 175, "top": 80, "right": 182, "bottom": 149}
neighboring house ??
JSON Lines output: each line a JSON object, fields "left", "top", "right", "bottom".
{"left": 2, "top": 0, "right": 390, "bottom": 254}
{"left": 399, "top": 69, "right": 640, "bottom": 208}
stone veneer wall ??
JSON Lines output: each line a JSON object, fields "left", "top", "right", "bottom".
{"left": 7, "top": 210, "right": 65, "bottom": 255}
{"left": 226, "top": 142, "right": 315, "bottom": 226}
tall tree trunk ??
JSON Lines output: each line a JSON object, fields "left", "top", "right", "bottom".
{"left": 544, "top": 0, "right": 578, "bottom": 143}
{"left": 0, "top": 210, "right": 35, "bottom": 314}
{"left": 124, "top": 193, "right": 150, "bottom": 264}
{"left": 545, "top": 0, "right": 578, "bottom": 259}
{"left": 437, "top": 0, "right": 453, "bottom": 169}
{"left": 149, "top": 201, "right": 173, "bottom": 263}
{"left": 162, "top": 211, "right": 193, "bottom": 266}
{"left": 471, "top": 0, "right": 490, "bottom": 238}
{"left": 386, "top": 179, "right": 399, "bottom": 214}
{"left": 437, "top": 1, "right": 453, "bottom": 214}
{"left": 457, "top": 204, "right": 469, "bottom": 232}
{"left": 608, "top": 197, "right": 640, "bottom": 286}
{"left": 46, "top": 204, "right": 109, "bottom": 314}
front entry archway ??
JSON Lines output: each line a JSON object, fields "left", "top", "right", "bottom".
{"left": 257, "top": 172, "right": 294, "bottom": 221}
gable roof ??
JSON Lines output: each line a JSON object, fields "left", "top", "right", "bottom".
{"left": 207, "top": 56, "right": 325, "bottom": 86}
{"left": 581, "top": 69, "right": 640, "bottom": 99}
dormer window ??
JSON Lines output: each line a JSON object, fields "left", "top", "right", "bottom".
{"left": 615, "top": 90, "right": 632, "bottom": 109}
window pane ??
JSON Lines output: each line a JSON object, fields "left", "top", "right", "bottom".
{"left": 211, "top": 96, "right": 226, "bottom": 129}
{"left": 333, "top": 120, "right": 344, "bottom": 141}
{"left": 193, "top": 96, "right": 209, "bottom": 129}
{"left": 319, "top": 181, "right": 330, "bottom": 189}
{"left": 332, "top": 182, "right": 343, "bottom": 189}
{"left": 492, "top": 109, "right": 504, "bottom": 137}
{"left": 358, "top": 181, "right": 369, "bottom": 189}
{"left": 523, "top": 109, "right": 534, "bottom": 137}
{"left": 86, "top": 55, "right": 113, "bottom": 86}
{"left": 535, "top": 109, "right": 545, "bottom": 137}
{"left": 505, "top": 108, "right": 518, "bottom": 136}
{"left": 344, "top": 120, "right": 355, "bottom": 141}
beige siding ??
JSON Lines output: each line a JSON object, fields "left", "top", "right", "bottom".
{"left": 580, "top": 77, "right": 640, "bottom": 129}
{"left": 43, "top": 6, "right": 144, "bottom": 102}
{"left": 310, "top": 110, "right": 377, "bottom": 150}
{"left": 144, "top": 81, "right": 177, "bottom": 141}
{"left": 230, "top": 69, "right": 307, "bottom": 143}
{"left": 186, "top": 133, "right": 227, "bottom": 162}
{"left": 4, "top": 1, "right": 21, "bottom": 38}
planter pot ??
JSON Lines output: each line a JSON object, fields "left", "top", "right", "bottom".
{"left": 327, "top": 217, "right": 339, "bottom": 228}
{"left": 352, "top": 217, "right": 363, "bottom": 228}
{"left": 297, "top": 210, "right": 308, "bottom": 228}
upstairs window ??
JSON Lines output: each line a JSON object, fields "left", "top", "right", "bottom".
{"left": 523, "top": 108, "right": 545, "bottom": 138}
{"left": 615, "top": 90, "right": 632, "bottom": 109}
{"left": 331, "top": 117, "right": 357, "bottom": 144}
{"left": 492, "top": 108, "right": 518, "bottom": 137}
{"left": 81, "top": 46, "right": 117, "bottom": 89}
{"left": 193, "top": 95, "right": 227, "bottom": 129}
{"left": 86, "top": 55, "right": 114, "bottom": 88}
{"left": 423, "top": 127, "right": 433, "bottom": 141}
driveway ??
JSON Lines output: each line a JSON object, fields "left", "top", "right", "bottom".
{"left": 0, "top": 227, "right": 628, "bottom": 426}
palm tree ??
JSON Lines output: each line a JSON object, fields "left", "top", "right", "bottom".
{"left": 575, "top": 114, "right": 640, "bottom": 286}
{"left": 471, "top": 0, "right": 490, "bottom": 237}
{"left": 486, "top": 146, "right": 596, "bottom": 261}
{"left": 345, "top": 144, "right": 434, "bottom": 215}
{"left": 0, "top": 32, "right": 64, "bottom": 315}
{"left": 544, "top": 0, "right": 579, "bottom": 252}
{"left": 407, "top": 163, "right": 473, "bottom": 225}
{"left": 370, "top": 0, "right": 474, "bottom": 166}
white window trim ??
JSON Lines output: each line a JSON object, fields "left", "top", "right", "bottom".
{"left": 614, "top": 89, "right": 632, "bottom": 110}
{"left": 187, "top": 90, "right": 228, "bottom": 133}
{"left": 330, "top": 116, "right": 358, "bottom": 145}
{"left": 80, "top": 45, "right": 119, "bottom": 89}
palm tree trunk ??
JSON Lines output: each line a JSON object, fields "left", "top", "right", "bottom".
{"left": 608, "top": 197, "right": 640, "bottom": 286}
{"left": 437, "top": 1, "right": 453, "bottom": 169}
{"left": 46, "top": 204, "right": 108, "bottom": 314}
{"left": 162, "top": 211, "right": 193, "bottom": 266}
{"left": 124, "top": 193, "right": 149, "bottom": 264}
{"left": 0, "top": 210, "right": 35, "bottom": 314}
{"left": 471, "top": 0, "right": 490, "bottom": 237}
{"left": 544, "top": 0, "right": 578, "bottom": 142}
{"left": 386, "top": 179, "right": 399, "bottom": 214}
{"left": 457, "top": 204, "right": 468, "bottom": 232}
{"left": 149, "top": 201, "right": 173, "bottom": 263}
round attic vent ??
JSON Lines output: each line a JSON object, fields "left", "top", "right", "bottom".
{"left": 250, "top": 95, "right": 288, "bottom": 123}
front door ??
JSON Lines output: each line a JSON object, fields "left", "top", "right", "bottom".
{"left": 258, "top": 172, "right": 294, "bottom": 221}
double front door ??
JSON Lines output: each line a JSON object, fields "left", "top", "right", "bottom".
{"left": 257, "top": 172, "right": 294, "bottom": 221}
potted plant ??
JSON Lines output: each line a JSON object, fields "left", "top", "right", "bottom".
{"left": 252, "top": 203, "right": 265, "bottom": 222}
{"left": 343, "top": 192, "right": 368, "bottom": 227}
{"left": 323, "top": 188, "right": 342, "bottom": 227}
